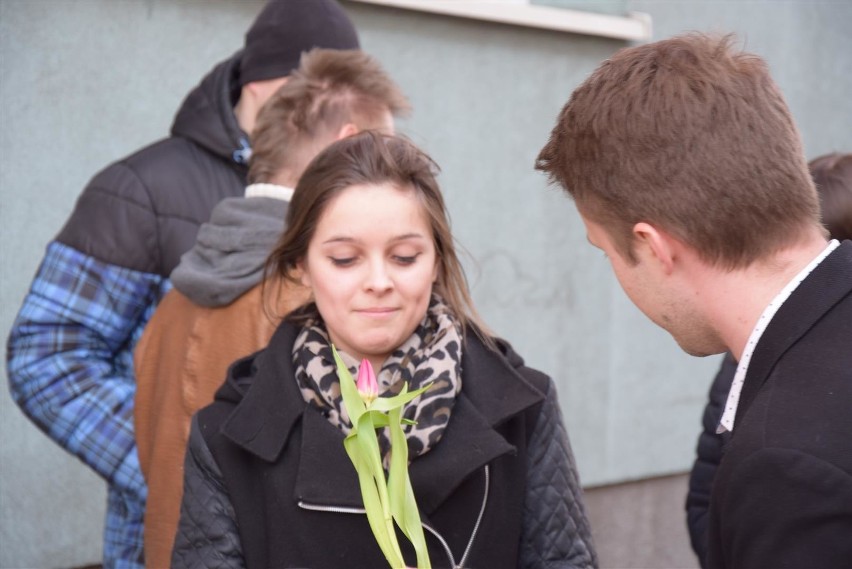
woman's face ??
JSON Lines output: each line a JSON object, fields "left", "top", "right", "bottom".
{"left": 300, "top": 182, "right": 438, "bottom": 369}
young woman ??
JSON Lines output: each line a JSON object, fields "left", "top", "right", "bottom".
{"left": 171, "top": 131, "right": 597, "bottom": 569}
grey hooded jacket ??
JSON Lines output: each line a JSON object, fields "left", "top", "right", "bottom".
{"left": 170, "top": 184, "right": 291, "bottom": 307}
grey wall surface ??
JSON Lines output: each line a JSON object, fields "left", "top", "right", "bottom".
{"left": 1, "top": 1, "right": 849, "bottom": 567}
{"left": 632, "top": 0, "right": 852, "bottom": 157}
{"left": 585, "top": 473, "right": 699, "bottom": 568}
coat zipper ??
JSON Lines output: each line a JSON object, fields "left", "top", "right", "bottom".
{"left": 297, "top": 465, "right": 490, "bottom": 569}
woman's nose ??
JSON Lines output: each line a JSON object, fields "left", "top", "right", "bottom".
{"left": 364, "top": 259, "right": 393, "bottom": 292}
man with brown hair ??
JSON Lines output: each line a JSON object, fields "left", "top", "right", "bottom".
{"left": 537, "top": 33, "right": 852, "bottom": 567}
{"left": 133, "top": 47, "right": 409, "bottom": 568}
{"left": 685, "top": 151, "right": 852, "bottom": 567}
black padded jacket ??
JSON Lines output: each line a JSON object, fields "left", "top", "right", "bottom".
{"left": 172, "top": 322, "right": 598, "bottom": 569}
{"left": 686, "top": 353, "right": 736, "bottom": 568}
{"left": 55, "top": 50, "right": 249, "bottom": 276}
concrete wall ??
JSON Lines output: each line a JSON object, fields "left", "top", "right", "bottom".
{"left": 585, "top": 473, "right": 698, "bottom": 569}
{"left": 632, "top": 0, "right": 852, "bottom": 157}
{"left": 1, "top": 1, "right": 849, "bottom": 567}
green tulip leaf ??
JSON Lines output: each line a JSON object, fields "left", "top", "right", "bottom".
{"left": 344, "top": 435, "right": 404, "bottom": 568}
{"left": 333, "top": 345, "right": 366, "bottom": 425}
{"left": 388, "top": 405, "right": 431, "bottom": 569}
{"left": 370, "top": 383, "right": 433, "bottom": 413}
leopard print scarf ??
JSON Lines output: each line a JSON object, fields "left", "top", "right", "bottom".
{"left": 292, "top": 294, "right": 463, "bottom": 461}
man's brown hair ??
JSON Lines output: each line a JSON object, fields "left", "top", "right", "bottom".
{"left": 536, "top": 33, "right": 821, "bottom": 268}
{"left": 248, "top": 47, "right": 410, "bottom": 184}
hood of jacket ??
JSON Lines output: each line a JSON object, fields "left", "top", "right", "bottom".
{"left": 170, "top": 50, "right": 248, "bottom": 165}
{"left": 170, "top": 195, "right": 288, "bottom": 307}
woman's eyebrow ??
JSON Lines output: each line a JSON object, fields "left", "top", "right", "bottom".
{"left": 391, "top": 232, "right": 428, "bottom": 242}
{"left": 321, "top": 233, "right": 428, "bottom": 245}
{"left": 321, "top": 235, "right": 357, "bottom": 245}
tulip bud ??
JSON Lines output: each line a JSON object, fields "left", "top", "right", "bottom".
{"left": 356, "top": 359, "right": 379, "bottom": 405}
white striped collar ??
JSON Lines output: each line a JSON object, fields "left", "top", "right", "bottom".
{"left": 717, "top": 239, "right": 840, "bottom": 434}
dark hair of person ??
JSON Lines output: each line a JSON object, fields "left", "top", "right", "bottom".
{"left": 810, "top": 152, "right": 852, "bottom": 241}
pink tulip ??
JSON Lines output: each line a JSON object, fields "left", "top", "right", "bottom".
{"left": 356, "top": 359, "right": 378, "bottom": 404}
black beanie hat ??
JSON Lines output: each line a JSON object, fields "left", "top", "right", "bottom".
{"left": 239, "top": 0, "right": 360, "bottom": 86}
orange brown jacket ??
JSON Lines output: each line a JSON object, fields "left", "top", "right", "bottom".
{"left": 134, "top": 279, "right": 308, "bottom": 568}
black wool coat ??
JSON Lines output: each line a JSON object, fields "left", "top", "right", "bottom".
{"left": 172, "top": 321, "right": 598, "bottom": 569}
{"left": 707, "top": 240, "right": 852, "bottom": 568}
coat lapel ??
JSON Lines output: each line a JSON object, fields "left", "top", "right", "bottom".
{"left": 295, "top": 409, "right": 362, "bottom": 507}
{"left": 735, "top": 241, "right": 852, "bottom": 427}
{"left": 220, "top": 323, "right": 305, "bottom": 462}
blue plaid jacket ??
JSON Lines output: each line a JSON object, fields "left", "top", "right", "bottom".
{"left": 6, "top": 47, "right": 249, "bottom": 567}
{"left": 8, "top": 241, "right": 170, "bottom": 568}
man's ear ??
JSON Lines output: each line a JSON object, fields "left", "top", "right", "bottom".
{"left": 243, "top": 80, "right": 263, "bottom": 97}
{"left": 336, "top": 122, "right": 359, "bottom": 140}
{"left": 243, "top": 76, "right": 289, "bottom": 104}
{"left": 633, "top": 222, "right": 676, "bottom": 274}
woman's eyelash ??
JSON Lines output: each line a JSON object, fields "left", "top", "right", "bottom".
{"left": 329, "top": 257, "right": 355, "bottom": 267}
{"left": 394, "top": 254, "right": 419, "bottom": 265}
{"left": 328, "top": 253, "right": 421, "bottom": 266}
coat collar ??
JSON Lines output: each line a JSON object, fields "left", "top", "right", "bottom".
{"left": 735, "top": 240, "right": 852, "bottom": 427}
{"left": 219, "top": 322, "right": 545, "bottom": 514}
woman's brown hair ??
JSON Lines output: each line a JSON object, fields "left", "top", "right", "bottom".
{"left": 266, "top": 131, "right": 490, "bottom": 341}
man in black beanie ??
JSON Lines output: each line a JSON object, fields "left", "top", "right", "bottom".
{"left": 6, "top": 2, "right": 358, "bottom": 568}
{"left": 236, "top": 0, "right": 360, "bottom": 133}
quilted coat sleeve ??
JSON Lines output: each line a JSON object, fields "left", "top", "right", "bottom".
{"left": 519, "top": 377, "right": 597, "bottom": 569}
{"left": 6, "top": 240, "right": 164, "bottom": 500}
{"left": 686, "top": 353, "right": 736, "bottom": 567}
{"left": 172, "top": 415, "right": 245, "bottom": 569}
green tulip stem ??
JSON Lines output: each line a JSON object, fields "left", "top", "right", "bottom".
{"left": 333, "top": 345, "right": 433, "bottom": 569}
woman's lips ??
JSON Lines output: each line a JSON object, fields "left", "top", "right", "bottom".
{"left": 357, "top": 307, "right": 398, "bottom": 318}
